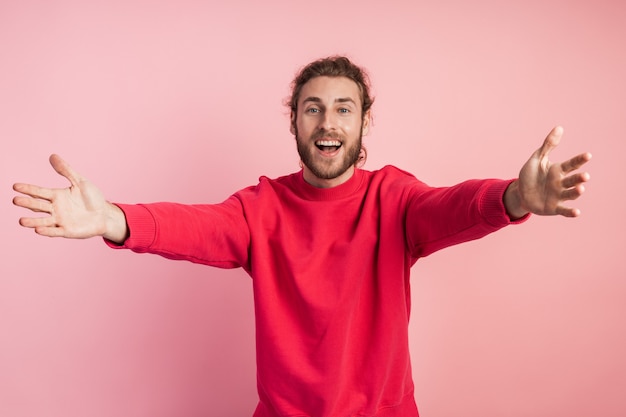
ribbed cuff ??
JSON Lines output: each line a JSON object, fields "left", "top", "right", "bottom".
{"left": 479, "top": 179, "right": 530, "bottom": 226}
{"left": 103, "top": 203, "right": 157, "bottom": 251}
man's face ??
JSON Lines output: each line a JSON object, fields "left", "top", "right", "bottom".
{"left": 291, "top": 76, "right": 370, "bottom": 188}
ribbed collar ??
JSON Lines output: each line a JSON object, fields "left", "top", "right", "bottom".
{"left": 292, "top": 168, "right": 366, "bottom": 201}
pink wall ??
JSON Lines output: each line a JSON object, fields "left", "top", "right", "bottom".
{"left": 1, "top": 1, "right": 624, "bottom": 416}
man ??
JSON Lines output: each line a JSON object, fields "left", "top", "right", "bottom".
{"left": 13, "top": 56, "right": 591, "bottom": 417}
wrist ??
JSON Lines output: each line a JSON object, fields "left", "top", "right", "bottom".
{"left": 503, "top": 180, "right": 529, "bottom": 220}
{"left": 103, "top": 202, "right": 129, "bottom": 244}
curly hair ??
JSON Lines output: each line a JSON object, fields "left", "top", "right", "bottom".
{"left": 287, "top": 56, "right": 374, "bottom": 124}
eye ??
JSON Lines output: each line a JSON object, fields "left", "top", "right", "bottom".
{"left": 338, "top": 108, "right": 350, "bottom": 113}
{"left": 306, "top": 107, "right": 320, "bottom": 114}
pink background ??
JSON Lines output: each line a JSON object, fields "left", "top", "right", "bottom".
{"left": 1, "top": 1, "right": 624, "bottom": 416}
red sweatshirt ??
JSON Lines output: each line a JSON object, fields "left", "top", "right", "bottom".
{"left": 109, "top": 166, "right": 526, "bottom": 417}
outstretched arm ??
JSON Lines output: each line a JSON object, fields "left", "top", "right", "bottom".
{"left": 12, "top": 154, "right": 129, "bottom": 244}
{"left": 504, "top": 126, "right": 592, "bottom": 219}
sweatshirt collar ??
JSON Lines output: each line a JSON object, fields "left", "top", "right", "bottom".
{"left": 294, "top": 168, "right": 365, "bottom": 201}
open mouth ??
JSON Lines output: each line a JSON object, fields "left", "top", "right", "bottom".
{"left": 315, "top": 139, "right": 342, "bottom": 152}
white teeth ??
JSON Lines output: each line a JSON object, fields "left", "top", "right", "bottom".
{"left": 316, "top": 140, "right": 341, "bottom": 146}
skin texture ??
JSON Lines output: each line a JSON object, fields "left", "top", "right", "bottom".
{"left": 12, "top": 78, "right": 591, "bottom": 243}
{"left": 291, "top": 76, "right": 370, "bottom": 189}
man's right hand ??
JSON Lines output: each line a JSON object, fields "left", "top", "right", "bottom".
{"left": 13, "top": 154, "right": 129, "bottom": 244}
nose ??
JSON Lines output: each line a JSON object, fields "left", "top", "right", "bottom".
{"left": 318, "top": 111, "right": 337, "bottom": 131}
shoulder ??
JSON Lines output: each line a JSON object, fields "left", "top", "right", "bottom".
{"left": 366, "top": 165, "right": 429, "bottom": 189}
{"left": 232, "top": 171, "right": 300, "bottom": 200}
{"left": 347, "top": 166, "right": 432, "bottom": 206}
{"left": 379, "top": 165, "right": 415, "bottom": 177}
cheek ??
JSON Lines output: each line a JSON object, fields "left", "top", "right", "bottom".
{"left": 344, "top": 120, "right": 362, "bottom": 134}
{"left": 296, "top": 119, "right": 315, "bottom": 137}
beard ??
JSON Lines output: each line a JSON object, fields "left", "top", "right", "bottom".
{"left": 295, "top": 128, "right": 363, "bottom": 180}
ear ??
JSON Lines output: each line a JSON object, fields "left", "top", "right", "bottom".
{"left": 290, "top": 111, "right": 296, "bottom": 135}
{"left": 361, "top": 110, "right": 371, "bottom": 136}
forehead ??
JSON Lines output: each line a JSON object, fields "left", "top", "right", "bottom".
{"left": 298, "top": 76, "right": 362, "bottom": 107}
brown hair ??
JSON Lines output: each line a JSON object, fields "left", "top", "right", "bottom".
{"left": 287, "top": 56, "right": 374, "bottom": 127}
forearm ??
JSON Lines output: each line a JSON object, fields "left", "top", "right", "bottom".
{"left": 407, "top": 179, "right": 526, "bottom": 257}
{"left": 106, "top": 201, "right": 250, "bottom": 269}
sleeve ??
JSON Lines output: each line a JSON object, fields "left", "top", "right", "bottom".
{"left": 104, "top": 195, "right": 251, "bottom": 270}
{"left": 405, "top": 178, "right": 529, "bottom": 259}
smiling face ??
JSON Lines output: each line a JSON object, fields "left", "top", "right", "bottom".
{"left": 291, "top": 76, "right": 370, "bottom": 188}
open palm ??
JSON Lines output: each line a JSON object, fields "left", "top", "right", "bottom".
{"left": 517, "top": 126, "right": 591, "bottom": 217}
{"left": 13, "top": 155, "right": 127, "bottom": 241}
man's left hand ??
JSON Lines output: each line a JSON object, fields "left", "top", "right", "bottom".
{"left": 504, "top": 126, "right": 592, "bottom": 219}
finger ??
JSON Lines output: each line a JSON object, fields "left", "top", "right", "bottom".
{"left": 537, "top": 126, "right": 564, "bottom": 160}
{"left": 19, "top": 215, "right": 56, "bottom": 229}
{"left": 13, "top": 182, "right": 55, "bottom": 201}
{"left": 561, "top": 184, "right": 585, "bottom": 201}
{"left": 13, "top": 195, "right": 54, "bottom": 213}
{"left": 562, "top": 172, "right": 590, "bottom": 189}
{"left": 556, "top": 205, "right": 581, "bottom": 218}
{"left": 49, "top": 154, "right": 82, "bottom": 187}
{"left": 35, "top": 226, "right": 67, "bottom": 238}
{"left": 561, "top": 152, "right": 592, "bottom": 174}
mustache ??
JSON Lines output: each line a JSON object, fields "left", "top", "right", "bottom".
{"left": 310, "top": 130, "right": 344, "bottom": 141}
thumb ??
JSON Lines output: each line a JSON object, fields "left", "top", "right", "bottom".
{"left": 49, "top": 154, "right": 82, "bottom": 187}
{"left": 537, "top": 125, "right": 563, "bottom": 160}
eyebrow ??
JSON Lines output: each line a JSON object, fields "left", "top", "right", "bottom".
{"left": 302, "top": 97, "right": 357, "bottom": 106}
